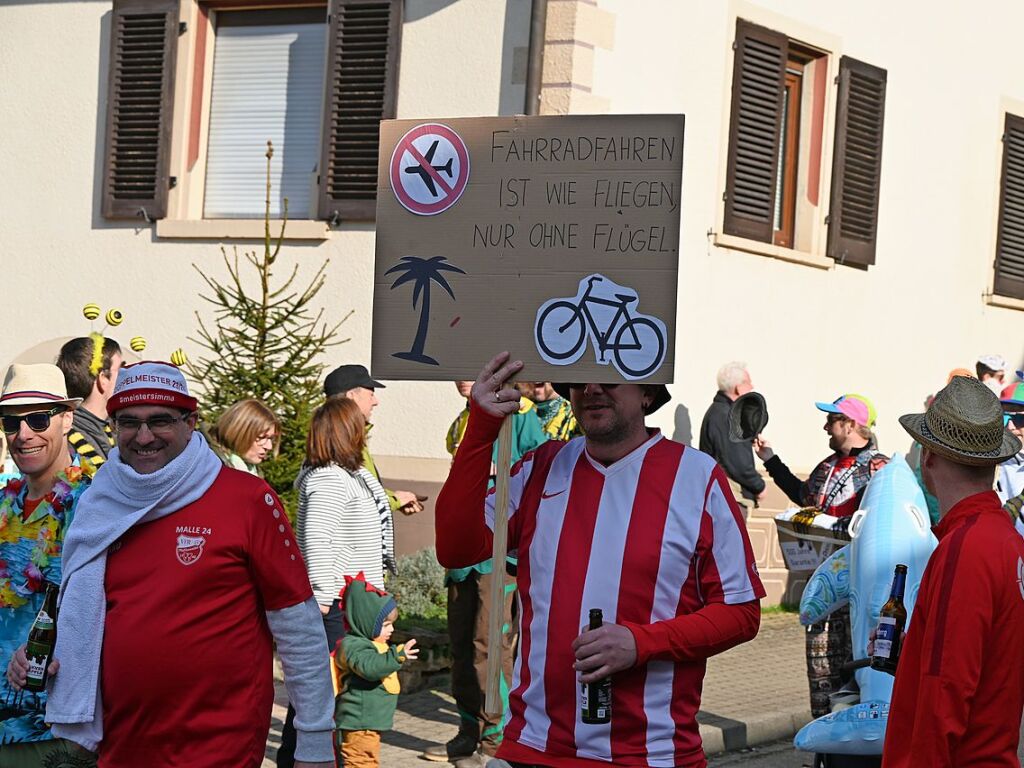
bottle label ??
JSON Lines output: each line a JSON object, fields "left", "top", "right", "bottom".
{"left": 875, "top": 616, "right": 897, "bottom": 659}
{"left": 580, "top": 681, "right": 611, "bottom": 719}
{"left": 34, "top": 609, "right": 54, "bottom": 630}
{"left": 25, "top": 654, "right": 47, "bottom": 685}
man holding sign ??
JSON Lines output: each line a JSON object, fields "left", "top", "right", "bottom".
{"left": 435, "top": 353, "right": 764, "bottom": 768}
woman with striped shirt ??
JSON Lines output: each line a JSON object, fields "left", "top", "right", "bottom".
{"left": 296, "top": 396, "right": 394, "bottom": 610}
{"left": 278, "top": 397, "right": 395, "bottom": 768}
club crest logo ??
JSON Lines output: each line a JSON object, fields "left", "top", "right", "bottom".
{"left": 176, "top": 534, "right": 206, "bottom": 566}
{"left": 1017, "top": 557, "right": 1024, "bottom": 602}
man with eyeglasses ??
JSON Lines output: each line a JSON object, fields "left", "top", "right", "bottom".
{"left": 435, "top": 353, "right": 764, "bottom": 768}
{"left": 0, "top": 363, "right": 97, "bottom": 767}
{"left": 6, "top": 361, "right": 336, "bottom": 768}
{"left": 754, "top": 393, "right": 889, "bottom": 719}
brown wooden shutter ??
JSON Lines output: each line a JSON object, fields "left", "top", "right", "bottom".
{"left": 722, "top": 20, "right": 787, "bottom": 242}
{"left": 994, "top": 114, "right": 1024, "bottom": 299}
{"left": 101, "top": 0, "right": 179, "bottom": 220}
{"left": 318, "top": 0, "right": 402, "bottom": 222}
{"left": 827, "top": 56, "right": 887, "bottom": 267}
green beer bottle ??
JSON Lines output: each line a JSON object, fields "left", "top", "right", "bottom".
{"left": 580, "top": 609, "right": 611, "bottom": 724}
{"left": 24, "top": 582, "right": 58, "bottom": 693}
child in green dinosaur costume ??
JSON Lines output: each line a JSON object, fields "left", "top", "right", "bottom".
{"left": 335, "top": 574, "right": 419, "bottom": 767}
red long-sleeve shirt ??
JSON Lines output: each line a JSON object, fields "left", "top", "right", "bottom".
{"left": 435, "top": 403, "right": 764, "bottom": 767}
{"left": 883, "top": 490, "right": 1024, "bottom": 767}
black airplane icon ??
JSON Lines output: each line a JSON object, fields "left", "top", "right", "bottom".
{"left": 404, "top": 140, "right": 454, "bottom": 197}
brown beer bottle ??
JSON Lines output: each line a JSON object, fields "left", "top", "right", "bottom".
{"left": 870, "top": 564, "right": 908, "bottom": 675}
{"left": 24, "top": 582, "right": 58, "bottom": 693}
{"left": 580, "top": 609, "right": 611, "bottom": 724}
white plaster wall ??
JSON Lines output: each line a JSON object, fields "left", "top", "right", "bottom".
{"left": 9, "top": 0, "right": 1024, "bottom": 474}
{"left": 592, "top": 0, "right": 1024, "bottom": 471}
{"left": 0, "top": 0, "right": 530, "bottom": 464}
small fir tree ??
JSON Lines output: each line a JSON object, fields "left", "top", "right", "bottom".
{"left": 188, "top": 141, "right": 350, "bottom": 512}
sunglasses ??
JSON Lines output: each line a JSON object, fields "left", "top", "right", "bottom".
{"left": 1004, "top": 413, "right": 1024, "bottom": 428}
{"left": 1, "top": 406, "right": 67, "bottom": 434}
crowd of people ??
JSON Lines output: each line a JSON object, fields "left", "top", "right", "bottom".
{"left": 2, "top": 332, "right": 1024, "bottom": 768}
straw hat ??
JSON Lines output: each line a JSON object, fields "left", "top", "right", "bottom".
{"left": 0, "top": 364, "right": 83, "bottom": 410}
{"left": 899, "top": 375, "right": 1021, "bottom": 466}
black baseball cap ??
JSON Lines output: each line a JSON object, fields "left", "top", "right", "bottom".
{"left": 324, "top": 365, "right": 385, "bottom": 397}
{"left": 551, "top": 382, "right": 671, "bottom": 414}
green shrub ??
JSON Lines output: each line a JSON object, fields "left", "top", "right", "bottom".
{"left": 390, "top": 548, "right": 447, "bottom": 624}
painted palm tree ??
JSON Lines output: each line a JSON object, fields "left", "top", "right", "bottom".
{"left": 386, "top": 255, "right": 466, "bottom": 365}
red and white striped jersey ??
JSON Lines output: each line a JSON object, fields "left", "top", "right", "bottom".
{"left": 483, "top": 430, "right": 764, "bottom": 767}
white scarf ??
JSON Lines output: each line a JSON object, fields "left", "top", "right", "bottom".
{"left": 46, "top": 432, "right": 223, "bottom": 750}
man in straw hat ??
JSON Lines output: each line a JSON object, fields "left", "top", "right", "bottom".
{"left": 0, "top": 364, "right": 96, "bottom": 765}
{"left": 881, "top": 375, "right": 1024, "bottom": 767}
{"left": 6, "top": 361, "right": 336, "bottom": 768}
{"left": 435, "top": 353, "right": 764, "bottom": 768}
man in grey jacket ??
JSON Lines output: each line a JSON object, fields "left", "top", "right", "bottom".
{"left": 699, "top": 361, "right": 766, "bottom": 510}
{"left": 8, "top": 361, "right": 335, "bottom": 768}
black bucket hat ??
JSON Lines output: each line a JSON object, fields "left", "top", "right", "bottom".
{"left": 729, "top": 391, "right": 769, "bottom": 442}
{"left": 551, "top": 383, "right": 671, "bottom": 414}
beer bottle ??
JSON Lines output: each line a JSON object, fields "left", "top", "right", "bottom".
{"left": 871, "top": 564, "right": 908, "bottom": 675}
{"left": 580, "top": 608, "right": 611, "bottom": 724}
{"left": 24, "top": 582, "right": 58, "bottom": 693}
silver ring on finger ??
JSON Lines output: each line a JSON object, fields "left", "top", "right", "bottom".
{"left": 495, "top": 391, "right": 501, "bottom": 403}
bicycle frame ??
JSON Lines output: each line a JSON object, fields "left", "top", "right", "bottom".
{"left": 572, "top": 278, "right": 639, "bottom": 360}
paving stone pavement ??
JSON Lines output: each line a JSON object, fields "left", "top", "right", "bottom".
{"left": 263, "top": 613, "right": 809, "bottom": 767}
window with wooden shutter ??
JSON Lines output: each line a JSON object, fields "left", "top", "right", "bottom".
{"left": 318, "top": 0, "right": 402, "bottom": 223}
{"left": 994, "top": 114, "right": 1024, "bottom": 299}
{"left": 723, "top": 20, "right": 787, "bottom": 242}
{"left": 827, "top": 56, "right": 887, "bottom": 267}
{"left": 101, "top": 0, "right": 179, "bottom": 220}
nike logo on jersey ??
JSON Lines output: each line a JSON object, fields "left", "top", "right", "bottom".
{"left": 541, "top": 489, "right": 566, "bottom": 499}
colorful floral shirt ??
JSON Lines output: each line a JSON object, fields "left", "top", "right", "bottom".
{"left": 0, "top": 466, "right": 89, "bottom": 744}
{"left": 533, "top": 396, "right": 579, "bottom": 442}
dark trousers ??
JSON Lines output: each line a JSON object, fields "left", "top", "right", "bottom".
{"left": 448, "top": 569, "right": 516, "bottom": 754}
{"left": 277, "top": 602, "right": 346, "bottom": 768}
{"left": 806, "top": 605, "right": 852, "bottom": 718}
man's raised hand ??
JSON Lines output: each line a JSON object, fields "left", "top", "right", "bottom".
{"left": 472, "top": 352, "right": 524, "bottom": 418}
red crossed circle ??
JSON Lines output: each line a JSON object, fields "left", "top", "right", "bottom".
{"left": 390, "top": 123, "right": 470, "bottom": 216}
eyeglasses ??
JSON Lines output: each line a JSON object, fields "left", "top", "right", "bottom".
{"left": 1, "top": 407, "right": 66, "bottom": 434}
{"left": 113, "top": 413, "right": 192, "bottom": 435}
{"left": 254, "top": 433, "right": 277, "bottom": 447}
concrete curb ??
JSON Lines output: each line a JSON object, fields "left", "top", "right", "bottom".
{"left": 699, "top": 708, "right": 813, "bottom": 755}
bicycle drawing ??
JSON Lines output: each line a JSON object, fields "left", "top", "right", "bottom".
{"left": 534, "top": 273, "right": 667, "bottom": 380}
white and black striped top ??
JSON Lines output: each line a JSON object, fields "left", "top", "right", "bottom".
{"left": 295, "top": 464, "right": 391, "bottom": 605}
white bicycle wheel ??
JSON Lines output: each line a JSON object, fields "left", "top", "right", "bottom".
{"left": 536, "top": 300, "right": 587, "bottom": 363}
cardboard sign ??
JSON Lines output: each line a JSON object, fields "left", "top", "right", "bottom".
{"left": 371, "top": 114, "right": 684, "bottom": 383}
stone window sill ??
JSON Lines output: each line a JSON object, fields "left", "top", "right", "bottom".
{"left": 155, "top": 218, "right": 330, "bottom": 240}
{"left": 713, "top": 232, "right": 834, "bottom": 270}
{"left": 985, "top": 292, "right": 1024, "bottom": 312}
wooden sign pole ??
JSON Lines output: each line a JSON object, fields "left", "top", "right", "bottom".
{"left": 484, "top": 409, "right": 514, "bottom": 715}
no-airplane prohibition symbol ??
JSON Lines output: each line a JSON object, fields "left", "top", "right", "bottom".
{"left": 390, "top": 123, "right": 470, "bottom": 216}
